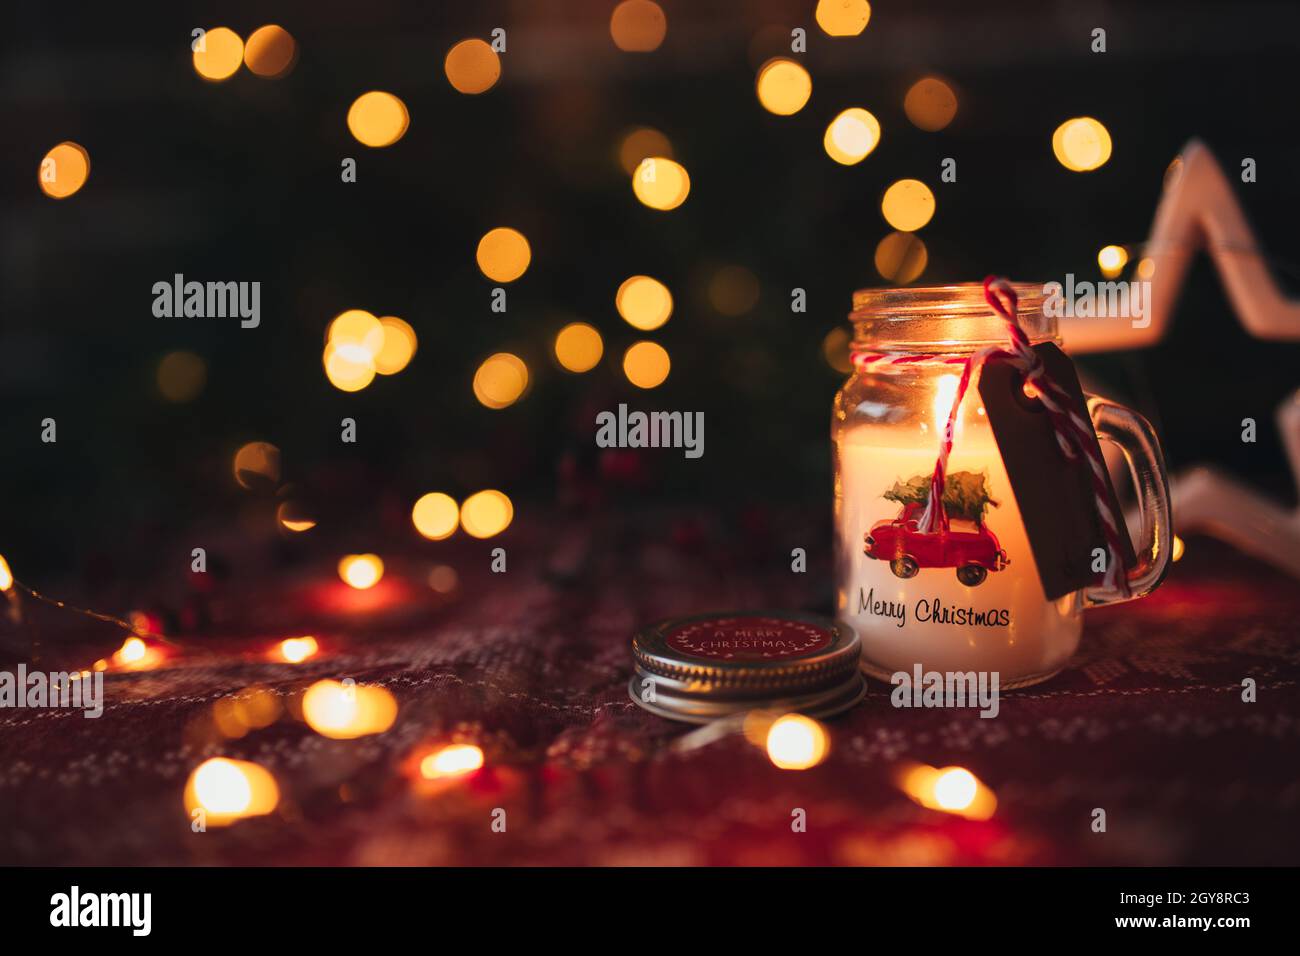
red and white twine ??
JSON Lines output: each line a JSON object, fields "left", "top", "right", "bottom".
{"left": 850, "top": 275, "right": 1130, "bottom": 595}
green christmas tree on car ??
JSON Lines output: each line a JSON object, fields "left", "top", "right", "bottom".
{"left": 866, "top": 470, "right": 1010, "bottom": 586}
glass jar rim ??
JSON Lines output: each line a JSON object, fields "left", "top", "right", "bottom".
{"left": 850, "top": 281, "right": 1056, "bottom": 352}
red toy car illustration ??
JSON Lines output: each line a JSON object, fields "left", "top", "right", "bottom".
{"left": 864, "top": 501, "right": 1009, "bottom": 586}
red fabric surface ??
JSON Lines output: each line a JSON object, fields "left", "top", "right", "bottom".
{"left": 1, "top": 513, "right": 1297, "bottom": 866}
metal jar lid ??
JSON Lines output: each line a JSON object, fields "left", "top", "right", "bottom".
{"left": 628, "top": 611, "right": 865, "bottom": 724}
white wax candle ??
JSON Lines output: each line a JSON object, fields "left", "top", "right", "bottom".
{"left": 836, "top": 415, "right": 1081, "bottom": 684}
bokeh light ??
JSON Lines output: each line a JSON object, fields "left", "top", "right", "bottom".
{"left": 755, "top": 58, "right": 812, "bottom": 116}
{"left": 302, "top": 680, "right": 398, "bottom": 739}
{"left": 0, "top": 555, "right": 12, "bottom": 592}
{"left": 233, "top": 441, "right": 281, "bottom": 491}
{"left": 554, "top": 322, "right": 604, "bottom": 372}
{"left": 243, "top": 25, "right": 297, "bottom": 78}
{"left": 815, "top": 0, "right": 872, "bottom": 36}
{"left": 412, "top": 492, "right": 460, "bottom": 540}
{"left": 444, "top": 38, "right": 501, "bottom": 94}
{"left": 473, "top": 352, "right": 529, "bottom": 409}
{"left": 338, "top": 554, "right": 384, "bottom": 590}
{"left": 428, "top": 564, "right": 459, "bottom": 593}
{"left": 622, "top": 341, "right": 671, "bottom": 389}
{"left": 277, "top": 500, "right": 317, "bottom": 532}
{"left": 1172, "top": 534, "right": 1186, "bottom": 562}
{"left": 374, "top": 316, "right": 417, "bottom": 375}
{"left": 1052, "top": 117, "right": 1113, "bottom": 172}
{"left": 875, "top": 231, "right": 929, "bottom": 283}
{"left": 184, "top": 758, "right": 279, "bottom": 827}
{"left": 707, "top": 265, "right": 760, "bottom": 316}
{"left": 277, "top": 636, "right": 318, "bottom": 664}
{"left": 476, "top": 227, "right": 532, "bottom": 283}
{"left": 632, "top": 157, "right": 690, "bottom": 210}
{"left": 823, "top": 107, "right": 881, "bottom": 165}
{"left": 903, "top": 76, "right": 958, "bottom": 131}
{"left": 765, "top": 714, "right": 829, "bottom": 770}
{"left": 1098, "top": 244, "right": 1129, "bottom": 279}
{"left": 192, "top": 27, "right": 244, "bottom": 81}
{"left": 616, "top": 275, "right": 673, "bottom": 330}
{"left": 323, "top": 341, "right": 376, "bottom": 392}
{"left": 881, "top": 179, "right": 936, "bottom": 232}
{"left": 460, "top": 490, "right": 514, "bottom": 539}
{"left": 347, "top": 91, "right": 409, "bottom": 148}
{"left": 113, "top": 636, "right": 163, "bottom": 671}
{"left": 156, "top": 350, "right": 207, "bottom": 403}
{"left": 610, "top": 0, "right": 667, "bottom": 52}
{"left": 822, "top": 327, "right": 852, "bottom": 374}
{"left": 420, "top": 744, "right": 485, "bottom": 779}
{"left": 38, "top": 142, "right": 90, "bottom": 199}
{"left": 896, "top": 762, "right": 997, "bottom": 820}
{"left": 327, "top": 309, "right": 384, "bottom": 353}
{"left": 618, "top": 127, "right": 673, "bottom": 175}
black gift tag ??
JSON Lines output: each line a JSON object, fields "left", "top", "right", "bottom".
{"left": 977, "top": 342, "right": 1135, "bottom": 600}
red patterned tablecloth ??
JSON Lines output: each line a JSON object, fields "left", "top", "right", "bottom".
{"left": 1, "top": 511, "right": 1297, "bottom": 866}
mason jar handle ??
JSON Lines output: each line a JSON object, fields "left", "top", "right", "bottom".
{"left": 1083, "top": 396, "right": 1174, "bottom": 607}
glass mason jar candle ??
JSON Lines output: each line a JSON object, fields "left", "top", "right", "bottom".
{"left": 832, "top": 283, "right": 1172, "bottom": 688}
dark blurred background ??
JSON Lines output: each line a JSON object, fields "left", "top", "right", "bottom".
{"left": 3, "top": 0, "right": 1299, "bottom": 592}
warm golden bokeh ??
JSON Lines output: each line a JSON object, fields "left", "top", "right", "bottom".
{"left": 874, "top": 231, "right": 929, "bottom": 283}
{"left": 193, "top": 27, "right": 244, "bottom": 81}
{"left": 444, "top": 38, "right": 502, "bottom": 94}
{"left": 554, "top": 322, "right": 604, "bottom": 372}
{"left": 0, "top": 555, "right": 12, "bottom": 592}
{"left": 822, "top": 327, "right": 852, "bottom": 374}
{"left": 616, "top": 275, "right": 673, "bottom": 330}
{"left": 277, "top": 636, "right": 319, "bottom": 663}
{"left": 347, "top": 91, "right": 410, "bottom": 148}
{"left": 302, "top": 680, "right": 398, "bottom": 739}
{"left": 476, "top": 227, "right": 532, "bottom": 282}
{"left": 277, "top": 500, "right": 317, "bottom": 532}
{"left": 610, "top": 0, "right": 667, "bottom": 52}
{"left": 420, "top": 744, "right": 484, "bottom": 779}
{"left": 617, "top": 127, "right": 673, "bottom": 175}
{"left": 233, "top": 441, "right": 281, "bottom": 490}
{"left": 472, "top": 352, "right": 529, "bottom": 409}
{"left": 755, "top": 58, "right": 812, "bottom": 116}
{"left": 338, "top": 554, "right": 384, "bottom": 590}
{"left": 1097, "top": 244, "right": 1129, "bottom": 279}
{"left": 460, "top": 490, "right": 514, "bottom": 539}
{"left": 328, "top": 309, "right": 385, "bottom": 353}
{"left": 707, "top": 265, "right": 760, "bottom": 316}
{"left": 374, "top": 316, "right": 417, "bottom": 375}
{"left": 412, "top": 492, "right": 460, "bottom": 540}
{"left": 823, "top": 108, "right": 881, "bottom": 165}
{"left": 184, "top": 758, "right": 280, "bottom": 827}
{"left": 38, "top": 142, "right": 90, "bottom": 199}
{"left": 156, "top": 350, "right": 207, "bottom": 403}
{"left": 896, "top": 762, "right": 997, "bottom": 820}
{"left": 880, "top": 179, "right": 936, "bottom": 232}
{"left": 622, "top": 341, "right": 671, "bottom": 389}
{"left": 815, "top": 0, "right": 872, "bottom": 36}
{"left": 903, "top": 76, "right": 958, "bottom": 131}
{"left": 112, "top": 636, "right": 163, "bottom": 671}
{"left": 1052, "top": 117, "right": 1113, "bottom": 172}
{"left": 323, "top": 341, "right": 377, "bottom": 392}
{"left": 243, "top": 25, "right": 297, "bottom": 78}
{"left": 765, "top": 714, "right": 829, "bottom": 769}
{"left": 632, "top": 157, "right": 690, "bottom": 210}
